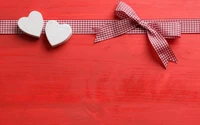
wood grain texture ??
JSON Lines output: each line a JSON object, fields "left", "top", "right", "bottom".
{"left": 1, "top": 0, "right": 200, "bottom": 125}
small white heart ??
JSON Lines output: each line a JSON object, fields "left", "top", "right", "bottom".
{"left": 18, "top": 11, "right": 44, "bottom": 38}
{"left": 45, "top": 20, "right": 72, "bottom": 47}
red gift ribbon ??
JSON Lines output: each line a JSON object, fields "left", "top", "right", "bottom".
{"left": 93, "top": 1, "right": 179, "bottom": 68}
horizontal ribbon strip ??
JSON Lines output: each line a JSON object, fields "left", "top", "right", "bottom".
{"left": 1, "top": 1, "right": 200, "bottom": 68}
{"left": 1, "top": 19, "right": 200, "bottom": 34}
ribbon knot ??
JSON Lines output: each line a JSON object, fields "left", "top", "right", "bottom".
{"left": 94, "top": 1, "right": 180, "bottom": 68}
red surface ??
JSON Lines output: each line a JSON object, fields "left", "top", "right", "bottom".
{"left": 1, "top": 0, "right": 200, "bottom": 125}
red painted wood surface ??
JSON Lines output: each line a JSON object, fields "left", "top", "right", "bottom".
{"left": 1, "top": 0, "right": 200, "bottom": 125}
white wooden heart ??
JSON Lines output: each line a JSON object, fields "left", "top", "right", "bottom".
{"left": 18, "top": 11, "right": 44, "bottom": 38}
{"left": 45, "top": 20, "right": 72, "bottom": 47}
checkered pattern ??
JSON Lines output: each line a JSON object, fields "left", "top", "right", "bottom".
{"left": 1, "top": 19, "right": 200, "bottom": 35}
{"left": 94, "top": 1, "right": 178, "bottom": 68}
{"left": 1, "top": 2, "right": 200, "bottom": 68}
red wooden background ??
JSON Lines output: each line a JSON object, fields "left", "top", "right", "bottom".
{"left": 1, "top": 0, "right": 200, "bottom": 125}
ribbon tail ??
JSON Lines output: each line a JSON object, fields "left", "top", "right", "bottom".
{"left": 93, "top": 19, "right": 136, "bottom": 43}
{"left": 147, "top": 32, "right": 178, "bottom": 68}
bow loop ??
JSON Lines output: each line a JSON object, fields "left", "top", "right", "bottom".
{"left": 115, "top": 1, "right": 141, "bottom": 23}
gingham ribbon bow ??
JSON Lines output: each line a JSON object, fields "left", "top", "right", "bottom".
{"left": 94, "top": 1, "right": 180, "bottom": 68}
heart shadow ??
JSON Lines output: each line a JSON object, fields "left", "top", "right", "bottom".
{"left": 17, "top": 33, "right": 40, "bottom": 42}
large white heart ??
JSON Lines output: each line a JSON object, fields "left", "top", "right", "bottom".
{"left": 45, "top": 20, "right": 72, "bottom": 47}
{"left": 18, "top": 11, "right": 44, "bottom": 38}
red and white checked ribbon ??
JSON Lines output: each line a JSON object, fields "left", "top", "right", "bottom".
{"left": 1, "top": 19, "right": 200, "bottom": 34}
{"left": 94, "top": 1, "right": 179, "bottom": 68}
{"left": 1, "top": 1, "right": 200, "bottom": 68}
